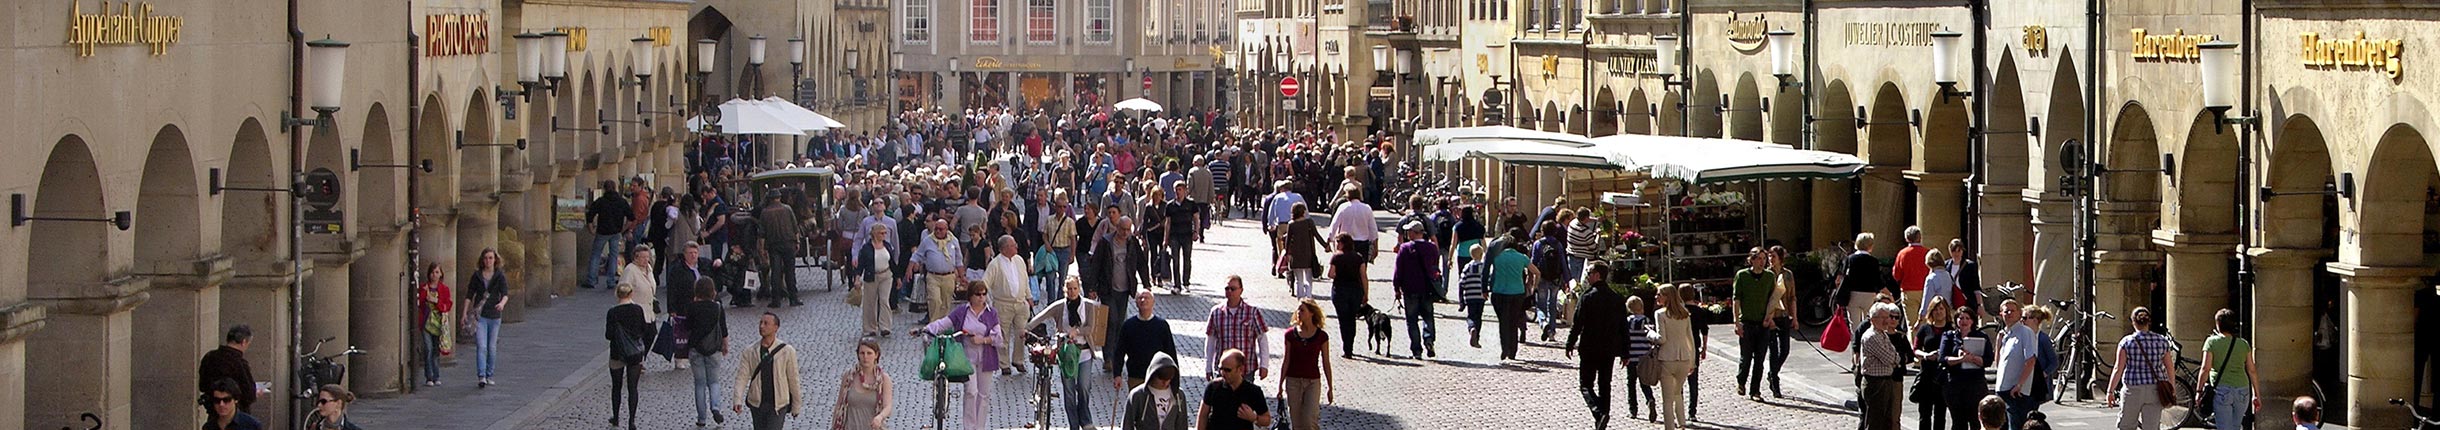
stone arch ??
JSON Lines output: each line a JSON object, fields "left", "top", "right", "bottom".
{"left": 2039, "top": 53, "right": 2085, "bottom": 199}
{"left": 1690, "top": 70, "right": 1721, "bottom": 138}
{"left": 581, "top": 72, "right": 602, "bottom": 162}
{"left": 2105, "top": 102, "right": 2163, "bottom": 206}
{"left": 1567, "top": 104, "right": 1589, "bottom": 135}
{"left": 463, "top": 88, "right": 501, "bottom": 196}
{"left": 132, "top": 125, "right": 207, "bottom": 430}
{"left": 1623, "top": 88, "right": 1651, "bottom": 135}
{"left": 1987, "top": 53, "right": 2030, "bottom": 189}
{"left": 1861, "top": 82, "right": 1917, "bottom": 257}
{"left": 1729, "top": 72, "right": 1763, "bottom": 141}
{"left": 360, "top": 104, "right": 404, "bottom": 228}
{"left": 136, "top": 126, "right": 202, "bottom": 271}
{"left": 1769, "top": 78, "right": 1801, "bottom": 146}
{"left": 2353, "top": 124, "right": 2436, "bottom": 268}
{"left": 1921, "top": 83, "right": 1971, "bottom": 173}
{"left": 1542, "top": 100, "right": 1560, "bottom": 132}
{"left": 2170, "top": 110, "right": 2239, "bottom": 235}
{"left": 1591, "top": 87, "right": 1618, "bottom": 136}
{"left": 347, "top": 103, "right": 409, "bottom": 396}
{"left": 2264, "top": 116, "right": 2336, "bottom": 250}
{"left": 1865, "top": 82, "right": 1912, "bottom": 168}
{"left": 25, "top": 134, "right": 118, "bottom": 430}
{"left": 1811, "top": 79, "right": 1860, "bottom": 249}
{"left": 224, "top": 119, "right": 284, "bottom": 267}
{"left": 416, "top": 93, "right": 457, "bottom": 210}
{"left": 1657, "top": 90, "right": 1684, "bottom": 136}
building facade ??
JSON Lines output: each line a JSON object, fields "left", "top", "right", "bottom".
{"left": 894, "top": 0, "right": 1230, "bottom": 115}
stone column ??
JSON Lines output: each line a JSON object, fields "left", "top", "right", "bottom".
{"left": 2087, "top": 252, "right": 2153, "bottom": 357}
{"left": 1908, "top": 170, "right": 1967, "bottom": 248}
{"left": 222, "top": 267, "right": 300, "bottom": 430}
{"left": 2153, "top": 232, "right": 2234, "bottom": 348}
{"left": 497, "top": 174, "right": 533, "bottom": 322}
{"left": 0, "top": 332, "right": 27, "bottom": 430}
{"left": 1062, "top": 72, "right": 1077, "bottom": 110}
{"left": 1810, "top": 179, "right": 1855, "bottom": 250}
{"left": 456, "top": 199, "right": 502, "bottom": 323}
{"left": 552, "top": 165, "right": 583, "bottom": 298}
{"left": 2329, "top": 263, "right": 2426, "bottom": 426}
{"left": 1860, "top": 168, "right": 1907, "bottom": 260}
{"left": 26, "top": 296, "right": 139, "bottom": 430}
{"left": 520, "top": 183, "right": 556, "bottom": 310}
{"left": 133, "top": 258, "right": 226, "bottom": 429}
{"left": 2028, "top": 195, "right": 2076, "bottom": 302}
{"left": 347, "top": 229, "right": 406, "bottom": 395}
{"left": 1978, "top": 184, "right": 2031, "bottom": 287}
{"left": 2248, "top": 247, "right": 2327, "bottom": 421}
{"left": 947, "top": 70, "right": 965, "bottom": 115}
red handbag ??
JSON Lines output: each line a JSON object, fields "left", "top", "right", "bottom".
{"left": 1822, "top": 310, "right": 1853, "bottom": 353}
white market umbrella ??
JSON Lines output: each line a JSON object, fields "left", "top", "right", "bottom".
{"left": 716, "top": 99, "right": 806, "bottom": 136}
{"left": 1113, "top": 97, "right": 1163, "bottom": 112}
{"left": 758, "top": 96, "right": 848, "bottom": 130}
{"left": 685, "top": 115, "right": 707, "bottom": 133}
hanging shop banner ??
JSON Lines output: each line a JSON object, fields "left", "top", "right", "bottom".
{"left": 2299, "top": 31, "right": 2404, "bottom": 81}
{"left": 67, "top": 1, "right": 184, "bottom": 57}
{"left": 423, "top": 13, "right": 491, "bottom": 57}
{"left": 2129, "top": 28, "right": 2216, "bottom": 61}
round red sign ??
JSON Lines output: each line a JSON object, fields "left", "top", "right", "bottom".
{"left": 1279, "top": 77, "right": 1302, "bottom": 97}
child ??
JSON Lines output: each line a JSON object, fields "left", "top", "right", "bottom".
{"left": 1623, "top": 296, "right": 1658, "bottom": 422}
{"left": 1459, "top": 244, "right": 1491, "bottom": 348}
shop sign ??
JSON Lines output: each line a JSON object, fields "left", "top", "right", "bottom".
{"left": 422, "top": 13, "right": 491, "bottom": 57}
{"left": 554, "top": 26, "right": 589, "bottom": 52}
{"left": 1541, "top": 55, "right": 1559, "bottom": 76}
{"left": 1476, "top": 53, "right": 1489, "bottom": 74}
{"left": 972, "top": 56, "right": 1043, "bottom": 70}
{"left": 647, "top": 26, "right": 673, "bottom": 47}
{"left": 2129, "top": 28, "right": 2215, "bottom": 61}
{"left": 1173, "top": 58, "right": 1201, "bottom": 69}
{"left": 2300, "top": 31, "right": 2404, "bottom": 81}
{"left": 66, "top": 1, "right": 184, "bottom": 57}
{"left": 1843, "top": 22, "right": 1938, "bottom": 47}
{"left": 2023, "top": 25, "right": 2049, "bottom": 57}
{"left": 1725, "top": 12, "right": 1769, "bottom": 52}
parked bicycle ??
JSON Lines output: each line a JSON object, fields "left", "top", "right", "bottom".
{"left": 295, "top": 336, "right": 364, "bottom": 426}
{"left": 2392, "top": 398, "right": 2440, "bottom": 430}
{"left": 2049, "top": 298, "right": 2115, "bottom": 402}
{"left": 1025, "top": 330, "right": 1076, "bottom": 428}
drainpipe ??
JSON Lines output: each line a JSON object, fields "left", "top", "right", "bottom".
{"left": 1965, "top": 0, "right": 1987, "bottom": 260}
{"left": 1676, "top": 0, "right": 1691, "bottom": 136}
{"left": 400, "top": 0, "right": 423, "bottom": 396}
{"left": 2078, "top": 0, "right": 2104, "bottom": 356}
{"left": 285, "top": 0, "right": 309, "bottom": 424}
{"left": 1801, "top": 0, "right": 1815, "bottom": 151}
{"left": 2234, "top": 0, "right": 2256, "bottom": 332}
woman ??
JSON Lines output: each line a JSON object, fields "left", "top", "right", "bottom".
{"left": 1325, "top": 234, "right": 1369, "bottom": 358}
{"left": 616, "top": 246, "right": 662, "bottom": 327}
{"left": 306, "top": 384, "right": 363, "bottom": 430}
{"left": 1530, "top": 221, "right": 1570, "bottom": 341}
{"left": 1920, "top": 250, "right": 1955, "bottom": 322}
{"left": 1911, "top": 297, "right": 1956, "bottom": 430}
{"left": 1940, "top": 308, "right": 1991, "bottom": 430}
{"left": 1122, "top": 352, "right": 1189, "bottom": 430}
{"left": 1488, "top": 231, "right": 1537, "bottom": 361}
{"left": 2107, "top": 307, "right": 2177, "bottom": 430}
{"left": 1139, "top": 188, "right": 1171, "bottom": 287}
{"left": 831, "top": 338, "right": 894, "bottom": 430}
{"left": 2198, "top": 308, "right": 2258, "bottom": 430}
{"left": 417, "top": 263, "right": 452, "bottom": 387}
{"left": 1858, "top": 302, "right": 1911, "bottom": 430}
{"left": 922, "top": 282, "right": 1006, "bottom": 430}
{"left": 1766, "top": 246, "right": 1798, "bottom": 399}
{"left": 605, "top": 284, "right": 651, "bottom": 429}
{"left": 1652, "top": 283, "right": 1701, "bottom": 430}
{"left": 1280, "top": 299, "right": 1337, "bottom": 430}
{"left": 463, "top": 248, "right": 509, "bottom": 388}
{"left": 685, "top": 280, "right": 731, "bottom": 426}
{"left": 672, "top": 197, "right": 705, "bottom": 270}
{"left": 854, "top": 223, "right": 896, "bottom": 337}
{"left": 1278, "top": 202, "right": 1327, "bottom": 299}
{"left": 1025, "top": 278, "right": 1103, "bottom": 430}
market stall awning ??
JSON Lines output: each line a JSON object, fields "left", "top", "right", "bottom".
{"left": 749, "top": 166, "right": 838, "bottom": 182}
{"left": 1587, "top": 134, "right": 1865, "bottom": 184}
{"left": 1114, "top": 97, "right": 1163, "bottom": 112}
{"left": 1412, "top": 126, "right": 1625, "bottom": 169}
{"left": 713, "top": 99, "right": 807, "bottom": 136}
{"left": 758, "top": 97, "right": 848, "bottom": 131}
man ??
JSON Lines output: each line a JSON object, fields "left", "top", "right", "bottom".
{"left": 1732, "top": 248, "right": 1775, "bottom": 400}
{"left": 1097, "top": 217, "right": 1156, "bottom": 369}
{"left": 198, "top": 325, "right": 263, "bottom": 414}
{"left": 1207, "top": 154, "right": 1234, "bottom": 219}
{"left": 1111, "top": 290, "right": 1179, "bottom": 393}
{"left": 1263, "top": 180, "right": 1306, "bottom": 275}
{"left": 587, "top": 180, "right": 634, "bottom": 289}
{"left": 1892, "top": 226, "right": 1930, "bottom": 325}
{"left": 1994, "top": 299, "right": 2042, "bottom": 430}
{"left": 1393, "top": 222, "right": 1442, "bottom": 358}
{"left": 1187, "top": 157, "right": 1217, "bottom": 221}
{"left": 1196, "top": 349, "right": 1276, "bottom": 430}
{"left": 665, "top": 242, "right": 717, "bottom": 318}
{"left": 647, "top": 188, "right": 676, "bottom": 272}
{"left": 956, "top": 189, "right": 989, "bottom": 243}
{"left": 1163, "top": 187, "right": 1203, "bottom": 293}
{"left": 1205, "top": 276, "right": 1272, "bottom": 380}
{"left": 732, "top": 313, "right": 802, "bottom": 430}
{"left": 1042, "top": 198, "right": 1080, "bottom": 304}
{"left": 907, "top": 219, "right": 966, "bottom": 321}
{"left": 1977, "top": 395, "right": 2009, "bottom": 430}
{"left": 758, "top": 194, "right": 804, "bottom": 307}
{"left": 202, "top": 379, "right": 264, "bottom": 430}
{"left": 1529, "top": 196, "right": 1565, "bottom": 239}
{"left": 2292, "top": 396, "right": 2321, "bottom": 430}
{"left": 1328, "top": 188, "right": 1380, "bottom": 261}
{"left": 1565, "top": 262, "right": 1627, "bottom": 430}
{"left": 984, "top": 235, "right": 1035, "bottom": 375}
{"left": 1159, "top": 160, "right": 1188, "bottom": 205}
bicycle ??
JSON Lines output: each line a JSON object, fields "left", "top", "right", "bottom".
{"left": 2391, "top": 398, "right": 2440, "bottom": 430}
{"left": 2049, "top": 298, "right": 2115, "bottom": 402}
{"left": 915, "top": 330, "right": 968, "bottom": 430}
{"left": 295, "top": 336, "right": 365, "bottom": 426}
{"left": 1025, "top": 331, "right": 1077, "bottom": 429}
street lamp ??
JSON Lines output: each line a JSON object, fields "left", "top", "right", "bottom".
{"left": 748, "top": 35, "right": 768, "bottom": 66}
{"left": 628, "top": 36, "right": 655, "bottom": 88}
{"left": 512, "top": 32, "right": 544, "bottom": 101}
{"left": 1395, "top": 48, "right": 1416, "bottom": 80}
{"left": 788, "top": 37, "right": 807, "bottom": 81}
{"left": 1653, "top": 35, "right": 1682, "bottom": 86}
{"left": 1370, "top": 45, "right": 1390, "bottom": 79}
{"left": 2199, "top": 40, "right": 2254, "bottom": 128}
{"left": 285, "top": 36, "right": 349, "bottom": 131}
{"left": 1930, "top": 29, "right": 1972, "bottom": 102}
{"left": 543, "top": 31, "right": 570, "bottom": 92}
{"left": 1767, "top": 29, "right": 1801, "bottom": 88}
{"left": 844, "top": 48, "right": 861, "bottom": 76}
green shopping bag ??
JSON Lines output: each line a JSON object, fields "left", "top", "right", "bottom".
{"left": 1057, "top": 342, "right": 1084, "bottom": 376}
{"left": 920, "top": 335, "right": 976, "bottom": 382}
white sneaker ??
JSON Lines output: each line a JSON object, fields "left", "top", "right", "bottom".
{"left": 677, "top": 358, "right": 690, "bottom": 370}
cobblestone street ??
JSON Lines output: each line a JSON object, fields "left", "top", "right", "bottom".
{"left": 360, "top": 212, "right": 2112, "bottom": 429}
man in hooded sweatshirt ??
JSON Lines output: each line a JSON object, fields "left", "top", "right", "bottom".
{"left": 1123, "top": 352, "right": 1191, "bottom": 430}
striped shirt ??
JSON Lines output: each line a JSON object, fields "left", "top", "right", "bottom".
{"left": 1624, "top": 314, "right": 1653, "bottom": 361}
{"left": 1458, "top": 261, "right": 1490, "bottom": 302}
{"left": 1209, "top": 160, "right": 1235, "bottom": 190}
{"left": 2116, "top": 330, "right": 2174, "bottom": 386}
{"left": 1565, "top": 221, "right": 1601, "bottom": 258}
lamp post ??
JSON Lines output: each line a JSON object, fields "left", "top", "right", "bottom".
{"left": 2199, "top": 40, "right": 2255, "bottom": 128}
{"left": 1930, "top": 30, "right": 1972, "bottom": 102}
{"left": 1767, "top": 29, "right": 1801, "bottom": 88}
{"left": 1370, "top": 44, "right": 1391, "bottom": 81}
{"left": 512, "top": 33, "right": 544, "bottom": 102}
{"left": 283, "top": 37, "right": 350, "bottom": 131}
{"left": 1653, "top": 34, "right": 1682, "bottom": 87}
{"left": 629, "top": 36, "right": 656, "bottom": 88}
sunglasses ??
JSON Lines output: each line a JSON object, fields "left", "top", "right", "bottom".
{"left": 211, "top": 396, "right": 235, "bottom": 404}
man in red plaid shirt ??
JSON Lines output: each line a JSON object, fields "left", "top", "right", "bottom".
{"left": 1206, "top": 275, "right": 1272, "bottom": 380}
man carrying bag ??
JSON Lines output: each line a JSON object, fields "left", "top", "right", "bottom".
{"left": 733, "top": 313, "right": 802, "bottom": 430}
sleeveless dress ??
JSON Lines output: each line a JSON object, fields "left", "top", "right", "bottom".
{"left": 837, "top": 370, "right": 885, "bottom": 430}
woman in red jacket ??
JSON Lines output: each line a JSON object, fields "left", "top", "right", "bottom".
{"left": 417, "top": 263, "right": 453, "bottom": 386}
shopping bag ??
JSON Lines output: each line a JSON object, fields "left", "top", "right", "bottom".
{"left": 1822, "top": 310, "right": 1853, "bottom": 353}
{"left": 651, "top": 321, "right": 679, "bottom": 360}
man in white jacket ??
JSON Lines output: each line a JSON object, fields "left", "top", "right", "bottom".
{"left": 985, "top": 235, "right": 1035, "bottom": 375}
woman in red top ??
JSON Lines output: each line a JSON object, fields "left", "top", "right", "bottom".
{"left": 417, "top": 263, "right": 453, "bottom": 386}
{"left": 1279, "top": 299, "right": 1336, "bottom": 430}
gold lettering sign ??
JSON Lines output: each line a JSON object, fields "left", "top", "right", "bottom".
{"left": 1173, "top": 58, "right": 1202, "bottom": 69}
{"left": 972, "top": 56, "right": 1043, "bottom": 69}
{"left": 1725, "top": 12, "right": 1768, "bottom": 52}
{"left": 66, "top": 1, "right": 184, "bottom": 57}
{"left": 2129, "top": 28, "right": 2215, "bottom": 61}
{"left": 2023, "top": 26, "right": 2048, "bottom": 57}
{"left": 1844, "top": 22, "right": 1938, "bottom": 47}
{"left": 1476, "top": 53, "right": 1488, "bottom": 74}
{"left": 648, "top": 26, "right": 673, "bottom": 47}
{"left": 555, "top": 26, "right": 589, "bottom": 52}
{"left": 422, "top": 14, "right": 491, "bottom": 57}
{"left": 1541, "top": 55, "right": 1559, "bottom": 76}
{"left": 2300, "top": 31, "right": 2404, "bottom": 81}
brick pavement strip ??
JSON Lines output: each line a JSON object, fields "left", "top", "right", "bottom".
{"left": 482, "top": 214, "right": 1867, "bottom": 430}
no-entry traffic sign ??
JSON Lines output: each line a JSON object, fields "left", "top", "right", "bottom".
{"left": 1279, "top": 77, "right": 1302, "bottom": 97}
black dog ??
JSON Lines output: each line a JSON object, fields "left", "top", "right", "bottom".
{"left": 1358, "top": 304, "right": 1394, "bottom": 356}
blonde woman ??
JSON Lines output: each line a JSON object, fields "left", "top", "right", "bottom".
{"left": 1652, "top": 283, "right": 1701, "bottom": 430}
{"left": 1279, "top": 299, "right": 1337, "bottom": 430}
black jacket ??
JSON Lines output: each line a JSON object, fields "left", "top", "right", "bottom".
{"left": 1839, "top": 252, "right": 1888, "bottom": 297}
{"left": 464, "top": 271, "right": 510, "bottom": 320}
{"left": 587, "top": 193, "right": 632, "bottom": 236}
{"left": 682, "top": 300, "right": 729, "bottom": 356}
{"left": 1566, "top": 287, "right": 1630, "bottom": 360}
{"left": 1109, "top": 315, "right": 1179, "bottom": 378}
{"left": 197, "top": 346, "right": 257, "bottom": 413}
{"left": 663, "top": 259, "right": 716, "bottom": 310}
{"left": 605, "top": 303, "right": 650, "bottom": 364}
{"left": 1089, "top": 236, "right": 1153, "bottom": 298}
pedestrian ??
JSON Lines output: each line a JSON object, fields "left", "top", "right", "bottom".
{"left": 1732, "top": 249, "right": 1774, "bottom": 400}
{"left": 307, "top": 384, "right": 363, "bottom": 430}
{"left": 463, "top": 249, "right": 508, "bottom": 387}
{"left": 734, "top": 312, "right": 805, "bottom": 430}
{"left": 1565, "top": 207, "right": 1600, "bottom": 287}
{"left": 1941, "top": 308, "right": 1994, "bottom": 430}
{"left": 759, "top": 193, "right": 805, "bottom": 307}
{"left": 1977, "top": 395, "right": 2008, "bottom": 430}
{"left": 907, "top": 219, "right": 967, "bottom": 322}
{"left": 1622, "top": 296, "right": 1658, "bottom": 422}
{"left": 666, "top": 242, "right": 718, "bottom": 367}
{"left": 1894, "top": 226, "right": 1930, "bottom": 325}
{"left": 1946, "top": 239, "right": 1984, "bottom": 313}
{"left": 1162, "top": 185, "right": 1203, "bottom": 293}
{"left": 1326, "top": 234, "right": 1371, "bottom": 358}
{"left": 986, "top": 235, "right": 1036, "bottom": 375}
{"left": 617, "top": 246, "right": 662, "bottom": 327}
{"left": 1566, "top": 261, "right": 1627, "bottom": 429}
{"left": 588, "top": 180, "right": 634, "bottom": 289}
{"left": 1839, "top": 233, "right": 1891, "bottom": 340}
{"left": 605, "top": 284, "right": 650, "bottom": 429}
{"left": 1044, "top": 196, "right": 1080, "bottom": 303}
{"left": 1913, "top": 297, "right": 1958, "bottom": 430}
{"left": 922, "top": 282, "right": 1007, "bottom": 430}
{"left": 1207, "top": 275, "right": 1273, "bottom": 379}
{"left": 2106, "top": 307, "right": 2177, "bottom": 430}
{"left": 1121, "top": 352, "right": 1190, "bottom": 430}
{"left": 2198, "top": 308, "right": 2260, "bottom": 430}
{"left": 1098, "top": 216, "right": 1156, "bottom": 369}
{"left": 1279, "top": 202, "right": 1327, "bottom": 299}
{"left": 682, "top": 280, "right": 730, "bottom": 426}
{"left": 1265, "top": 180, "right": 1308, "bottom": 275}
{"left": 1488, "top": 233, "right": 1537, "bottom": 361}
{"left": 1920, "top": 249, "right": 1955, "bottom": 323}
{"left": 854, "top": 224, "right": 897, "bottom": 337}
{"left": 1653, "top": 283, "right": 1702, "bottom": 430}
{"left": 1997, "top": 300, "right": 2045, "bottom": 430}
{"left": 1025, "top": 278, "right": 1105, "bottom": 430}
{"left": 1393, "top": 221, "right": 1442, "bottom": 358}
{"left": 1458, "top": 244, "right": 1491, "bottom": 348}
{"left": 1327, "top": 188, "right": 1380, "bottom": 261}
{"left": 2291, "top": 396, "right": 2321, "bottom": 430}
{"left": 201, "top": 379, "right": 264, "bottom": 430}
{"left": 1767, "top": 246, "right": 1797, "bottom": 398}
{"left": 830, "top": 338, "right": 894, "bottom": 430}
{"left": 416, "top": 263, "right": 453, "bottom": 387}
{"left": 1529, "top": 221, "right": 1570, "bottom": 342}
{"left": 1198, "top": 349, "right": 1278, "bottom": 430}
{"left": 198, "top": 325, "right": 263, "bottom": 415}
{"left": 1279, "top": 299, "right": 1337, "bottom": 430}
{"left": 1857, "top": 302, "right": 1912, "bottom": 430}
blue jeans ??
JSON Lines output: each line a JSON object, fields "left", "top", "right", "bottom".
{"left": 1061, "top": 369, "right": 1094, "bottom": 430}
{"left": 1535, "top": 283, "right": 1562, "bottom": 335}
{"left": 420, "top": 331, "right": 442, "bottom": 383}
{"left": 474, "top": 317, "right": 501, "bottom": 378}
{"left": 1405, "top": 294, "right": 1437, "bottom": 355}
{"left": 693, "top": 352, "right": 724, "bottom": 423}
{"left": 1565, "top": 256, "right": 1586, "bottom": 283}
{"left": 2211, "top": 385, "right": 2249, "bottom": 430}
{"left": 2003, "top": 391, "right": 2043, "bottom": 430}
{"left": 589, "top": 233, "right": 623, "bottom": 288}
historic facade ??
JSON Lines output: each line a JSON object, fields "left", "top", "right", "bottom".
{"left": 894, "top": 0, "right": 1230, "bottom": 115}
